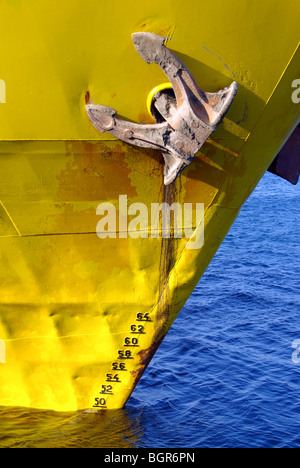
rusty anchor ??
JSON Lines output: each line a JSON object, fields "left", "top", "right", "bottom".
{"left": 86, "top": 32, "right": 238, "bottom": 185}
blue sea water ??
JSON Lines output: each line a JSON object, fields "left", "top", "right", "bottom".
{"left": 0, "top": 172, "right": 299, "bottom": 448}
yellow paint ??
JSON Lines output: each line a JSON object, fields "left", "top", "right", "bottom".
{"left": 146, "top": 83, "right": 173, "bottom": 118}
{"left": 0, "top": 0, "right": 299, "bottom": 411}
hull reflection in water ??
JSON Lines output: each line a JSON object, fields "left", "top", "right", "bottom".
{"left": 0, "top": 406, "right": 144, "bottom": 448}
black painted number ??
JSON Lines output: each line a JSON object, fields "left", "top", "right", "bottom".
{"left": 94, "top": 397, "right": 106, "bottom": 408}
{"left": 136, "top": 312, "right": 151, "bottom": 322}
{"left": 112, "top": 362, "right": 127, "bottom": 371}
{"left": 130, "top": 324, "right": 145, "bottom": 334}
{"left": 106, "top": 373, "right": 121, "bottom": 382}
{"left": 124, "top": 337, "right": 139, "bottom": 347}
{"left": 118, "top": 350, "right": 133, "bottom": 359}
{"left": 100, "top": 385, "right": 113, "bottom": 395}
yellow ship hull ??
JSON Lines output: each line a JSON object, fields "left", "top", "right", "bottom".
{"left": 0, "top": 0, "right": 299, "bottom": 411}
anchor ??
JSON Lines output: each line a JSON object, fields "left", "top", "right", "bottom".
{"left": 86, "top": 32, "right": 238, "bottom": 185}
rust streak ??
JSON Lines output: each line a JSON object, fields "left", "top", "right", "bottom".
{"left": 130, "top": 177, "right": 180, "bottom": 394}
